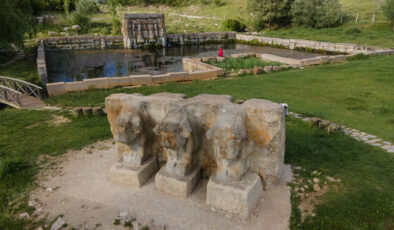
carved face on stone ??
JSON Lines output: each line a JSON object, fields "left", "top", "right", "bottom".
{"left": 206, "top": 107, "right": 248, "bottom": 181}
{"left": 153, "top": 117, "right": 191, "bottom": 150}
{"left": 115, "top": 112, "right": 142, "bottom": 145}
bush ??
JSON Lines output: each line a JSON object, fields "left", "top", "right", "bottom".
{"left": 248, "top": 0, "right": 293, "bottom": 29}
{"left": 222, "top": 19, "right": 246, "bottom": 32}
{"left": 381, "top": 0, "right": 394, "bottom": 31}
{"left": 71, "top": 12, "right": 90, "bottom": 29}
{"left": 111, "top": 19, "right": 122, "bottom": 35}
{"left": 291, "top": 0, "right": 341, "bottom": 28}
{"left": 75, "top": 0, "right": 99, "bottom": 15}
{"left": 345, "top": 27, "right": 362, "bottom": 35}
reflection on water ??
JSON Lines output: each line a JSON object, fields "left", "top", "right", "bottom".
{"left": 46, "top": 44, "right": 325, "bottom": 83}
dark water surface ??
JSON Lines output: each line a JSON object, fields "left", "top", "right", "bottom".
{"left": 46, "top": 44, "right": 324, "bottom": 83}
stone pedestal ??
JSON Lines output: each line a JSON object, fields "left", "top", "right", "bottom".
{"left": 207, "top": 172, "right": 263, "bottom": 216}
{"left": 110, "top": 156, "right": 158, "bottom": 187}
{"left": 155, "top": 166, "right": 201, "bottom": 198}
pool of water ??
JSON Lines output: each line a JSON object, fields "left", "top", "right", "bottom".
{"left": 46, "top": 44, "right": 325, "bottom": 83}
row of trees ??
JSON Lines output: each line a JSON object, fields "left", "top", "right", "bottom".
{"left": 248, "top": 0, "right": 394, "bottom": 31}
{"left": 248, "top": 0, "right": 342, "bottom": 30}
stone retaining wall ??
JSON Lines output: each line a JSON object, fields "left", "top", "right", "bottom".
{"left": 236, "top": 34, "right": 370, "bottom": 54}
{"left": 40, "top": 36, "right": 124, "bottom": 50}
{"left": 47, "top": 58, "right": 223, "bottom": 96}
{"left": 259, "top": 53, "right": 347, "bottom": 66}
{"left": 36, "top": 41, "right": 48, "bottom": 85}
{"left": 167, "top": 32, "right": 236, "bottom": 45}
{"left": 182, "top": 57, "right": 224, "bottom": 75}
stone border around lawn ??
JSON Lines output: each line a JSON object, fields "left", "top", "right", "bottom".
{"left": 288, "top": 112, "right": 394, "bottom": 153}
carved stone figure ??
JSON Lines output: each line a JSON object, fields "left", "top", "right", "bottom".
{"left": 105, "top": 93, "right": 285, "bottom": 215}
{"left": 206, "top": 106, "right": 248, "bottom": 182}
{"left": 153, "top": 107, "right": 199, "bottom": 177}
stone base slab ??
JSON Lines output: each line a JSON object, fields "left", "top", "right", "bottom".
{"left": 110, "top": 156, "right": 158, "bottom": 187}
{"left": 155, "top": 166, "right": 201, "bottom": 198}
{"left": 207, "top": 172, "right": 263, "bottom": 216}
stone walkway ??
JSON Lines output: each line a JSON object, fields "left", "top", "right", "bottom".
{"left": 288, "top": 112, "right": 394, "bottom": 153}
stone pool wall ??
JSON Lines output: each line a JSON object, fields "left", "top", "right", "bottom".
{"left": 167, "top": 32, "right": 236, "bottom": 45}
{"left": 236, "top": 34, "right": 369, "bottom": 54}
{"left": 40, "top": 36, "right": 124, "bottom": 51}
{"left": 46, "top": 58, "right": 223, "bottom": 96}
{"left": 36, "top": 41, "right": 48, "bottom": 85}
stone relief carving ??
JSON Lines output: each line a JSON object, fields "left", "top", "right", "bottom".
{"left": 206, "top": 106, "right": 249, "bottom": 182}
{"left": 106, "top": 93, "right": 285, "bottom": 215}
{"left": 153, "top": 106, "right": 200, "bottom": 177}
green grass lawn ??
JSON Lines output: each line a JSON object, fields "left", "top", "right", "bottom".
{"left": 47, "top": 55, "right": 394, "bottom": 142}
{"left": 0, "top": 109, "right": 111, "bottom": 229}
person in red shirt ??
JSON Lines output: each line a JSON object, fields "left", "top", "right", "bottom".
{"left": 218, "top": 48, "right": 223, "bottom": 57}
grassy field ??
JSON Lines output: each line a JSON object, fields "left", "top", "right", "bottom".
{"left": 30, "top": 0, "right": 394, "bottom": 48}
{"left": 0, "top": 109, "right": 111, "bottom": 229}
{"left": 0, "top": 96, "right": 393, "bottom": 229}
{"left": 47, "top": 55, "right": 394, "bottom": 143}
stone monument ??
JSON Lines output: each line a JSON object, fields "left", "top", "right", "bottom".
{"left": 122, "top": 14, "right": 166, "bottom": 49}
{"left": 106, "top": 93, "right": 285, "bottom": 216}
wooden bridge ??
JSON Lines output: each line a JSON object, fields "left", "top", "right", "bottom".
{"left": 0, "top": 76, "right": 46, "bottom": 109}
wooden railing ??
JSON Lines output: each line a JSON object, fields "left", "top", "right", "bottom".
{"left": 0, "top": 76, "right": 43, "bottom": 108}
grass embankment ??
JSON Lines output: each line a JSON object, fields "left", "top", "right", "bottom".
{"left": 47, "top": 55, "right": 394, "bottom": 142}
{"left": 208, "top": 57, "right": 280, "bottom": 71}
{"left": 0, "top": 59, "right": 41, "bottom": 86}
{"left": 0, "top": 109, "right": 111, "bottom": 229}
{"left": 31, "top": 0, "right": 394, "bottom": 48}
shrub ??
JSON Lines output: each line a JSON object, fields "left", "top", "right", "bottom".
{"left": 75, "top": 0, "right": 100, "bottom": 15}
{"left": 248, "top": 0, "right": 293, "bottom": 29}
{"left": 345, "top": 27, "right": 362, "bottom": 35}
{"left": 111, "top": 19, "right": 122, "bottom": 35}
{"left": 381, "top": 0, "right": 394, "bottom": 31}
{"left": 291, "top": 0, "right": 341, "bottom": 28}
{"left": 222, "top": 19, "right": 246, "bottom": 32}
{"left": 71, "top": 12, "right": 90, "bottom": 29}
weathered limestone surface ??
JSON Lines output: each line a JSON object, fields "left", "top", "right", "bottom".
{"left": 105, "top": 93, "right": 285, "bottom": 216}
{"left": 122, "top": 14, "right": 167, "bottom": 48}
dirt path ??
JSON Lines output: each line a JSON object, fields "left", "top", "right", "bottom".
{"left": 30, "top": 140, "right": 293, "bottom": 230}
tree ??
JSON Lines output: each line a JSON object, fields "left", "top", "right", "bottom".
{"left": 248, "top": 0, "right": 293, "bottom": 30}
{"left": 382, "top": 0, "right": 394, "bottom": 31}
{"left": 291, "top": 0, "right": 341, "bottom": 29}
{"left": 108, "top": 0, "right": 121, "bottom": 35}
{"left": 0, "top": 0, "right": 33, "bottom": 48}
{"left": 64, "top": 0, "right": 70, "bottom": 24}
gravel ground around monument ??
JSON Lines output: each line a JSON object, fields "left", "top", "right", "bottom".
{"left": 29, "top": 140, "right": 293, "bottom": 230}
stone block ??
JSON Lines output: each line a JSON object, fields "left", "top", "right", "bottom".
{"left": 199, "top": 70, "right": 217, "bottom": 80}
{"left": 186, "top": 72, "right": 203, "bottom": 81}
{"left": 155, "top": 166, "right": 201, "bottom": 198}
{"left": 168, "top": 72, "right": 187, "bottom": 82}
{"left": 47, "top": 82, "right": 66, "bottom": 96}
{"left": 152, "top": 74, "right": 170, "bottom": 84}
{"left": 130, "top": 74, "right": 152, "bottom": 86}
{"left": 110, "top": 156, "right": 158, "bottom": 187}
{"left": 65, "top": 81, "right": 89, "bottom": 92}
{"left": 107, "top": 76, "right": 133, "bottom": 88}
{"left": 83, "top": 78, "right": 109, "bottom": 89}
{"left": 82, "top": 107, "right": 93, "bottom": 116}
{"left": 207, "top": 172, "right": 263, "bottom": 216}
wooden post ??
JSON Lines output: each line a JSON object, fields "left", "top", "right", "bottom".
{"left": 355, "top": 13, "right": 359, "bottom": 23}
{"left": 372, "top": 13, "right": 375, "bottom": 24}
